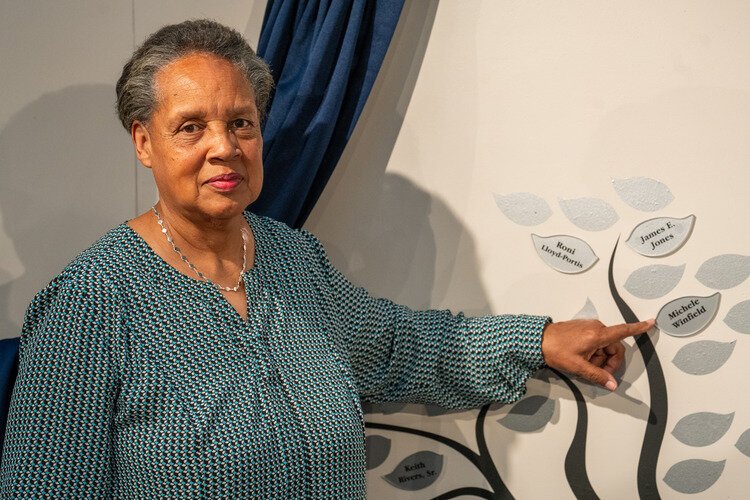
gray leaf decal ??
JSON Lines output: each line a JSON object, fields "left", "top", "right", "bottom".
{"left": 626, "top": 215, "right": 696, "bottom": 257}
{"left": 724, "top": 300, "right": 750, "bottom": 334}
{"left": 656, "top": 293, "right": 721, "bottom": 337}
{"left": 736, "top": 428, "right": 750, "bottom": 457}
{"left": 573, "top": 297, "right": 599, "bottom": 320}
{"left": 383, "top": 451, "right": 443, "bottom": 491}
{"left": 494, "top": 192, "right": 552, "bottom": 226}
{"left": 498, "top": 395, "right": 555, "bottom": 432}
{"left": 672, "top": 412, "right": 734, "bottom": 447}
{"left": 364, "top": 402, "right": 408, "bottom": 415}
{"left": 672, "top": 340, "right": 735, "bottom": 375}
{"left": 424, "top": 404, "right": 453, "bottom": 417}
{"left": 663, "top": 459, "right": 725, "bottom": 494}
{"left": 559, "top": 197, "right": 619, "bottom": 231}
{"left": 695, "top": 254, "right": 750, "bottom": 290}
{"left": 531, "top": 234, "right": 599, "bottom": 274}
{"left": 612, "top": 177, "right": 674, "bottom": 212}
{"left": 624, "top": 264, "right": 686, "bottom": 299}
{"left": 366, "top": 435, "right": 392, "bottom": 470}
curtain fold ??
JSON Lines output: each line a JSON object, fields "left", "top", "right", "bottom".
{"left": 253, "top": 0, "right": 405, "bottom": 228}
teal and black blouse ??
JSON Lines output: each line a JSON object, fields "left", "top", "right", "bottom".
{"left": 0, "top": 212, "right": 548, "bottom": 498}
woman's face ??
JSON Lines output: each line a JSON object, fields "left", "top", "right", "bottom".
{"left": 132, "top": 52, "right": 263, "bottom": 222}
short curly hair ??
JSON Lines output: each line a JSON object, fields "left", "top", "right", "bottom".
{"left": 115, "top": 19, "right": 274, "bottom": 131}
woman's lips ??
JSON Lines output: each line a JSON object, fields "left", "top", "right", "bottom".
{"left": 205, "top": 173, "right": 243, "bottom": 191}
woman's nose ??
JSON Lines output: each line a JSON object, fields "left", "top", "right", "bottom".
{"left": 207, "top": 123, "right": 240, "bottom": 160}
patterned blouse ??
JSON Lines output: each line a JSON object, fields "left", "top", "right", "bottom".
{"left": 0, "top": 212, "right": 548, "bottom": 498}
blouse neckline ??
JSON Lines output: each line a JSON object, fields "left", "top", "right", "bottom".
{"left": 118, "top": 211, "right": 264, "bottom": 323}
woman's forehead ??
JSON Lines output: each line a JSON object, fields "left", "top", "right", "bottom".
{"left": 153, "top": 53, "right": 256, "bottom": 116}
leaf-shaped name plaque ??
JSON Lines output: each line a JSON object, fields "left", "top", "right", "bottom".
{"left": 656, "top": 293, "right": 720, "bottom": 337}
{"left": 624, "top": 264, "right": 686, "bottom": 299}
{"left": 695, "top": 254, "right": 750, "bottom": 290}
{"left": 724, "top": 299, "right": 750, "bottom": 334}
{"left": 663, "top": 459, "right": 725, "bottom": 494}
{"left": 672, "top": 412, "right": 734, "bottom": 447}
{"left": 612, "top": 177, "right": 674, "bottom": 212}
{"left": 626, "top": 215, "right": 696, "bottom": 257}
{"left": 383, "top": 451, "right": 443, "bottom": 491}
{"left": 494, "top": 192, "right": 552, "bottom": 226}
{"left": 366, "top": 435, "right": 392, "bottom": 470}
{"left": 531, "top": 234, "right": 598, "bottom": 274}
{"left": 559, "top": 197, "right": 619, "bottom": 231}
{"left": 498, "top": 395, "right": 555, "bottom": 432}
{"left": 672, "top": 340, "right": 735, "bottom": 375}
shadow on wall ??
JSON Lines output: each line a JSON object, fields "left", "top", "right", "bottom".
{"left": 306, "top": 0, "right": 495, "bottom": 312}
{"left": 0, "top": 85, "right": 134, "bottom": 338}
{"left": 323, "top": 172, "right": 492, "bottom": 317}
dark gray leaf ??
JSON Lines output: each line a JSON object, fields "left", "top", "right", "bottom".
{"left": 672, "top": 340, "right": 735, "bottom": 375}
{"left": 671, "top": 412, "right": 734, "bottom": 447}
{"left": 573, "top": 297, "right": 598, "bottom": 320}
{"left": 364, "top": 402, "right": 408, "bottom": 415}
{"left": 724, "top": 300, "right": 750, "bottom": 334}
{"left": 559, "top": 197, "right": 619, "bottom": 231}
{"left": 383, "top": 451, "right": 443, "bottom": 491}
{"left": 498, "top": 395, "right": 555, "bottom": 432}
{"left": 624, "top": 264, "right": 685, "bottom": 299}
{"left": 695, "top": 254, "right": 750, "bottom": 289}
{"left": 366, "top": 435, "right": 391, "bottom": 470}
{"left": 494, "top": 192, "right": 552, "bottom": 226}
{"left": 663, "top": 459, "right": 725, "bottom": 494}
{"left": 735, "top": 428, "right": 750, "bottom": 457}
{"left": 612, "top": 177, "right": 674, "bottom": 212}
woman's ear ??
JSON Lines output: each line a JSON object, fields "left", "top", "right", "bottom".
{"left": 131, "top": 121, "right": 153, "bottom": 168}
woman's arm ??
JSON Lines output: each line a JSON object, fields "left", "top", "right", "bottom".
{"left": 302, "top": 231, "right": 549, "bottom": 409}
{"left": 0, "top": 264, "right": 123, "bottom": 497}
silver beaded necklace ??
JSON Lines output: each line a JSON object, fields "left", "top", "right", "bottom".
{"left": 152, "top": 205, "right": 247, "bottom": 292}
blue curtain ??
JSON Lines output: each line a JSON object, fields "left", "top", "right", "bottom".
{"left": 253, "top": 0, "right": 405, "bottom": 228}
{"left": 0, "top": 337, "right": 19, "bottom": 463}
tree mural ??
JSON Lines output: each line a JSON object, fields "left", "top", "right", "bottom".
{"left": 363, "top": 177, "right": 749, "bottom": 499}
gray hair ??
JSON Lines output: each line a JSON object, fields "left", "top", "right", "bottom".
{"left": 115, "top": 19, "right": 274, "bottom": 131}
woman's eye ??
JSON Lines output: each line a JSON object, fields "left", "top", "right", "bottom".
{"left": 180, "top": 123, "right": 200, "bottom": 134}
{"left": 231, "top": 118, "right": 252, "bottom": 129}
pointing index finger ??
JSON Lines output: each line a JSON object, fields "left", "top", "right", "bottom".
{"left": 601, "top": 319, "right": 655, "bottom": 344}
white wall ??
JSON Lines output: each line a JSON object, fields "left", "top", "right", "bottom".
{"left": 2, "top": 1, "right": 748, "bottom": 498}
{"left": 0, "top": 0, "right": 267, "bottom": 339}
{"left": 306, "top": 1, "right": 750, "bottom": 498}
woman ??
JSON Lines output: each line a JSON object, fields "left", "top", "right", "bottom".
{"left": 0, "top": 19, "right": 652, "bottom": 498}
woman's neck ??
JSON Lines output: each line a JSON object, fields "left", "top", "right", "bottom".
{"left": 155, "top": 201, "right": 247, "bottom": 260}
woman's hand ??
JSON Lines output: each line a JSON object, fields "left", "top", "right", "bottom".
{"left": 541, "top": 318, "right": 655, "bottom": 391}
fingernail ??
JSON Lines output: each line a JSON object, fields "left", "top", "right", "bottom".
{"left": 605, "top": 380, "right": 617, "bottom": 391}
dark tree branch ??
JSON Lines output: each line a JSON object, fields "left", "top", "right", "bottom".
{"left": 551, "top": 369, "right": 600, "bottom": 500}
{"left": 608, "top": 239, "right": 667, "bottom": 500}
{"left": 431, "top": 486, "right": 496, "bottom": 499}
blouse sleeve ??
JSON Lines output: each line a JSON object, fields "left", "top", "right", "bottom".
{"left": 302, "top": 231, "right": 549, "bottom": 409}
{"left": 0, "top": 263, "right": 123, "bottom": 498}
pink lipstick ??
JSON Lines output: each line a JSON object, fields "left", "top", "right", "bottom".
{"left": 206, "top": 173, "right": 242, "bottom": 191}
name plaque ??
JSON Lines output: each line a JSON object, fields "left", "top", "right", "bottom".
{"left": 383, "top": 451, "right": 443, "bottom": 491}
{"left": 531, "top": 234, "right": 598, "bottom": 274}
{"left": 626, "top": 215, "right": 696, "bottom": 257}
{"left": 656, "top": 293, "right": 721, "bottom": 337}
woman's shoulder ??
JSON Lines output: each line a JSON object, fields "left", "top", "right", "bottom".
{"left": 26, "top": 224, "right": 135, "bottom": 322}
{"left": 60, "top": 223, "right": 139, "bottom": 280}
{"left": 245, "top": 211, "right": 322, "bottom": 252}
